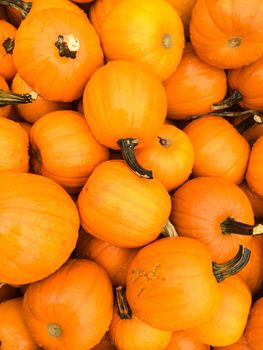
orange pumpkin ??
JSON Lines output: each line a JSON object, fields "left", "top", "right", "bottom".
{"left": 214, "top": 335, "right": 249, "bottom": 350}
{"left": 0, "top": 172, "right": 79, "bottom": 285}
{"left": 163, "top": 43, "right": 227, "bottom": 119}
{"left": 99, "top": 0, "right": 185, "bottom": 81}
{"left": 30, "top": 110, "right": 109, "bottom": 193}
{"left": 165, "top": 331, "right": 209, "bottom": 350}
{"left": 0, "top": 20, "right": 16, "bottom": 81}
{"left": 83, "top": 60, "right": 167, "bottom": 178}
{"left": 190, "top": 0, "right": 263, "bottom": 69}
{"left": 0, "top": 118, "right": 29, "bottom": 173}
{"left": 0, "top": 283, "right": 17, "bottom": 302}
{"left": 171, "top": 177, "right": 256, "bottom": 263}
{"left": 109, "top": 286, "right": 172, "bottom": 350}
{"left": 13, "top": 8, "right": 103, "bottom": 102}
{"left": 187, "top": 276, "right": 251, "bottom": 346}
{"left": 126, "top": 236, "right": 250, "bottom": 331}
{"left": 246, "top": 136, "right": 263, "bottom": 197}
{"left": 23, "top": 259, "right": 113, "bottom": 350}
{"left": 135, "top": 124, "right": 194, "bottom": 192}
{"left": 76, "top": 229, "right": 139, "bottom": 286}
{"left": 184, "top": 116, "right": 250, "bottom": 184}
{"left": 240, "top": 182, "right": 263, "bottom": 219}
{"left": 0, "top": 75, "right": 11, "bottom": 118}
{"left": 77, "top": 160, "right": 171, "bottom": 248}
{"left": 0, "top": 298, "right": 39, "bottom": 349}
{"left": 245, "top": 297, "right": 263, "bottom": 349}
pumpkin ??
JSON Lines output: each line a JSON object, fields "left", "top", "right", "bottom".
{"left": 187, "top": 276, "right": 251, "bottom": 346}
{"left": 126, "top": 236, "right": 250, "bottom": 331}
{"left": 83, "top": 60, "right": 167, "bottom": 178}
{"left": 0, "top": 118, "right": 29, "bottom": 173}
{"left": 109, "top": 286, "right": 172, "bottom": 350}
{"left": 170, "top": 177, "right": 257, "bottom": 263}
{"left": 91, "top": 333, "right": 116, "bottom": 350}
{"left": 30, "top": 110, "right": 109, "bottom": 193}
{"left": 245, "top": 297, "right": 263, "bottom": 349}
{"left": 0, "top": 298, "right": 39, "bottom": 349}
{"left": 11, "top": 74, "right": 70, "bottom": 123}
{"left": 184, "top": 116, "right": 250, "bottom": 184}
{"left": 165, "top": 331, "right": 209, "bottom": 350}
{"left": 0, "top": 283, "right": 17, "bottom": 302}
{"left": 13, "top": 8, "right": 103, "bottom": 102}
{"left": 163, "top": 43, "right": 227, "bottom": 119}
{"left": 190, "top": 0, "right": 263, "bottom": 69}
{"left": 0, "top": 19, "right": 16, "bottom": 81}
{"left": 99, "top": 0, "right": 185, "bottom": 81}
{"left": 214, "top": 335, "right": 249, "bottom": 350}
{"left": 0, "top": 172, "right": 79, "bottom": 285}
{"left": 77, "top": 160, "right": 171, "bottom": 248}
{"left": 23, "top": 259, "right": 113, "bottom": 350}
{"left": 76, "top": 229, "right": 139, "bottom": 286}
{"left": 246, "top": 136, "right": 263, "bottom": 197}
{"left": 240, "top": 182, "right": 263, "bottom": 219}
{"left": 135, "top": 124, "right": 194, "bottom": 192}
{"left": 0, "top": 75, "right": 11, "bottom": 118}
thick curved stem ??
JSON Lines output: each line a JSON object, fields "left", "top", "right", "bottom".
{"left": 161, "top": 220, "right": 178, "bottom": 237}
{"left": 221, "top": 217, "right": 263, "bottom": 236}
{"left": 116, "top": 286, "right": 132, "bottom": 320}
{"left": 118, "top": 138, "right": 153, "bottom": 179}
{"left": 0, "top": 0, "right": 31, "bottom": 18}
{"left": 0, "top": 90, "right": 37, "bottom": 106}
{"left": 213, "top": 245, "right": 251, "bottom": 283}
{"left": 211, "top": 91, "right": 243, "bottom": 111}
{"left": 2, "top": 38, "right": 14, "bottom": 54}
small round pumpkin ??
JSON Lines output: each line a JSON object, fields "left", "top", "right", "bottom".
{"left": 245, "top": 297, "right": 263, "bottom": 349}
{"left": 99, "top": 0, "right": 185, "bottom": 81}
{"left": 0, "top": 19, "right": 16, "bottom": 81}
{"left": 30, "top": 110, "right": 109, "bottom": 193}
{"left": 23, "top": 259, "right": 113, "bottom": 350}
{"left": 246, "top": 136, "right": 263, "bottom": 197}
{"left": 240, "top": 182, "right": 263, "bottom": 219}
{"left": 163, "top": 43, "right": 227, "bottom": 119}
{"left": 77, "top": 160, "right": 171, "bottom": 248}
{"left": 190, "top": 0, "right": 263, "bottom": 69}
{"left": 165, "top": 331, "right": 209, "bottom": 350}
{"left": 214, "top": 335, "right": 249, "bottom": 350}
{"left": 0, "top": 172, "right": 79, "bottom": 285}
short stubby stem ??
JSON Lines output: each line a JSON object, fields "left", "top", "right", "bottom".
{"left": 48, "top": 323, "right": 62, "bottom": 338}
{"left": 211, "top": 90, "right": 243, "bottom": 111}
{"left": 0, "top": 90, "right": 37, "bottom": 106}
{"left": 2, "top": 38, "right": 15, "bottom": 54}
{"left": 221, "top": 217, "right": 263, "bottom": 236}
{"left": 116, "top": 286, "right": 132, "bottom": 319}
{"left": 158, "top": 136, "right": 171, "bottom": 148}
{"left": 55, "top": 34, "right": 80, "bottom": 59}
{"left": 0, "top": 0, "right": 31, "bottom": 18}
{"left": 228, "top": 36, "right": 242, "bottom": 49}
{"left": 162, "top": 34, "right": 172, "bottom": 49}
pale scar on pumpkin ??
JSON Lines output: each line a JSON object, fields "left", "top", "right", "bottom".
{"left": 131, "top": 263, "right": 162, "bottom": 282}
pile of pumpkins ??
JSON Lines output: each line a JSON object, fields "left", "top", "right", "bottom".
{"left": 1, "top": 0, "right": 263, "bottom": 348}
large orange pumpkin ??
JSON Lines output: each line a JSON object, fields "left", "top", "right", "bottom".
{"left": 83, "top": 60, "right": 167, "bottom": 178}
{"left": 23, "top": 259, "right": 113, "bottom": 350}
{"left": 246, "top": 136, "right": 263, "bottom": 197}
{"left": 30, "top": 110, "right": 109, "bottom": 193}
{"left": 13, "top": 8, "right": 103, "bottom": 102}
{"left": 165, "top": 331, "right": 209, "bottom": 350}
{"left": 190, "top": 0, "right": 263, "bottom": 69}
{"left": 0, "top": 172, "right": 79, "bottom": 285}
{"left": 99, "top": 0, "right": 184, "bottom": 81}
{"left": 77, "top": 160, "right": 171, "bottom": 248}
{"left": 0, "top": 19, "right": 16, "bottom": 81}
{"left": 163, "top": 44, "right": 227, "bottom": 119}
{"left": 245, "top": 297, "right": 263, "bottom": 349}
{"left": 171, "top": 177, "right": 256, "bottom": 263}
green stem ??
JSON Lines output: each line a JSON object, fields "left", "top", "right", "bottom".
{"left": 0, "top": 0, "right": 31, "bottom": 19}
{"left": 0, "top": 90, "right": 37, "bottom": 106}
{"left": 116, "top": 286, "right": 132, "bottom": 320}
{"left": 221, "top": 217, "right": 263, "bottom": 236}
{"left": 211, "top": 90, "right": 243, "bottom": 111}
{"left": 117, "top": 138, "right": 153, "bottom": 179}
{"left": 2, "top": 38, "right": 14, "bottom": 54}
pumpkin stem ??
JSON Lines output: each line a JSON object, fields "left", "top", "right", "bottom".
{"left": 221, "top": 217, "right": 263, "bottom": 236}
{"left": 235, "top": 114, "right": 263, "bottom": 134}
{"left": 213, "top": 245, "right": 251, "bottom": 282}
{"left": 2, "top": 38, "right": 14, "bottom": 54}
{"left": 116, "top": 286, "right": 132, "bottom": 320}
{"left": 186, "top": 109, "right": 261, "bottom": 121}
{"left": 0, "top": 0, "right": 31, "bottom": 18}
{"left": 47, "top": 323, "right": 62, "bottom": 338}
{"left": 0, "top": 90, "right": 37, "bottom": 106}
{"left": 55, "top": 34, "right": 80, "bottom": 59}
{"left": 117, "top": 138, "right": 153, "bottom": 179}
{"left": 211, "top": 91, "right": 243, "bottom": 111}
{"left": 161, "top": 220, "right": 178, "bottom": 237}
{"left": 162, "top": 34, "right": 172, "bottom": 49}
{"left": 158, "top": 136, "right": 171, "bottom": 148}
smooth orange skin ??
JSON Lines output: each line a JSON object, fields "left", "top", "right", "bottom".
{"left": 0, "top": 118, "right": 29, "bottom": 173}
{"left": 23, "top": 259, "right": 113, "bottom": 350}
{"left": 0, "top": 298, "right": 39, "bottom": 350}
{"left": 0, "top": 173, "right": 79, "bottom": 285}
{"left": 163, "top": 44, "right": 227, "bottom": 119}
{"left": 100, "top": 0, "right": 184, "bottom": 81}
{"left": 214, "top": 335, "right": 249, "bottom": 350}
{"left": 76, "top": 229, "right": 139, "bottom": 286}
{"left": 13, "top": 8, "right": 103, "bottom": 102}
{"left": 77, "top": 160, "right": 171, "bottom": 248}
{"left": 135, "top": 124, "right": 194, "bottom": 192}
{"left": 190, "top": 0, "right": 263, "bottom": 69}
{"left": 11, "top": 74, "right": 70, "bottom": 123}
{"left": 246, "top": 136, "right": 263, "bottom": 197}
{"left": 83, "top": 60, "right": 167, "bottom": 150}
{"left": 30, "top": 110, "right": 109, "bottom": 193}
{"left": 0, "top": 20, "right": 16, "bottom": 81}
{"left": 245, "top": 298, "right": 263, "bottom": 349}
{"left": 184, "top": 116, "right": 250, "bottom": 184}
{"left": 188, "top": 276, "right": 251, "bottom": 346}
{"left": 165, "top": 331, "right": 209, "bottom": 350}
{"left": 126, "top": 237, "right": 222, "bottom": 331}
{"left": 0, "top": 284, "right": 18, "bottom": 303}
{"left": 171, "top": 177, "right": 254, "bottom": 263}
{"left": 110, "top": 305, "right": 172, "bottom": 350}
{"left": 0, "top": 75, "right": 11, "bottom": 118}
{"left": 240, "top": 182, "right": 263, "bottom": 219}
